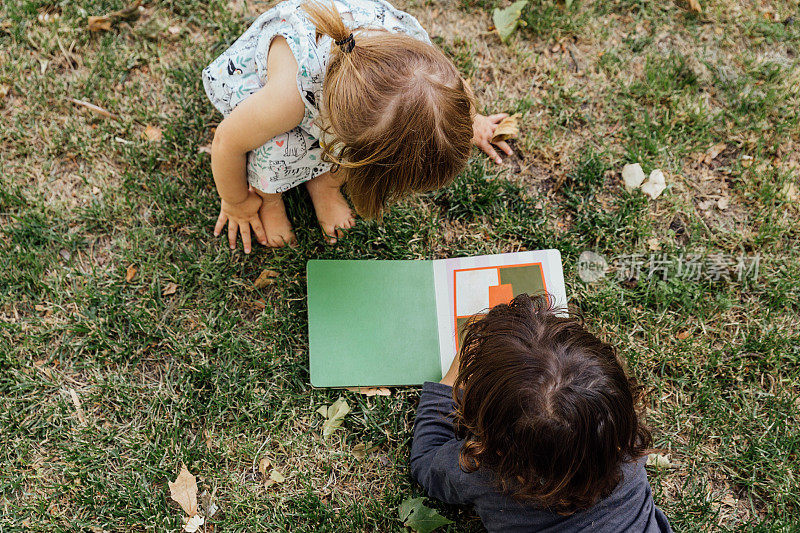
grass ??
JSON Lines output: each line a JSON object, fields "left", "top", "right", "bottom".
{"left": 1, "top": 0, "right": 799, "bottom": 531}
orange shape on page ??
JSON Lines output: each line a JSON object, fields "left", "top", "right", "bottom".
{"left": 488, "top": 284, "right": 514, "bottom": 307}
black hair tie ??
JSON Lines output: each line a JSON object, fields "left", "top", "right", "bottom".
{"left": 335, "top": 33, "right": 355, "bottom": 53}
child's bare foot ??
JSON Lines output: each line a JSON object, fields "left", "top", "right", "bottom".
{"left": 255, "top": 190, "right": 296, "bottom": 247}
{"left": 306, "top": 171, "right": 356, "bottom": 243}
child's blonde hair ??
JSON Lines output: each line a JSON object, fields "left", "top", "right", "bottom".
{"left": 301, "top": 2, "right": 475, "bottom": 219}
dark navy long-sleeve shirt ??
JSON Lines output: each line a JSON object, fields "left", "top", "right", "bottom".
{"left": 410, "top": 382, "right": 673, "bottom": 533}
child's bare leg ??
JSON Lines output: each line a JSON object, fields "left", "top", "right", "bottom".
{"left": 305, "top": 171, "right": 356, "bottom": 243}
{"left": 253, "top": 188, "right": 296, "bottom": 247}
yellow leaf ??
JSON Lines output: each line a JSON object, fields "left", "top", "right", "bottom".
{"left": 269, "top": 469, "right": 285, "bottom": 483}
{"left": 125, "top": 264, "right": 137, "bottom": 283}
{"left": 491, "top": 114, "right": 520, "bottom": 143}
{"left": 320, "top": 397, "right": 351, "bottom": 437}
{"left": 168, "top": 464, "right": 198, "bottom": 516}
{"left": 162, "top": 282, "right": 178, "bottom": 296}
{"left": 144, "top": 125, "right": 163, "bottom": 142}
{"left": 253, "top": 269, "right": 279, "bottom": 289}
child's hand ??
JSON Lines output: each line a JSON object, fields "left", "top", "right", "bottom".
{"left": 214, "top": 190, "right": 268, "bottom": 253}
{"left": 472, "top": 113, "right": 514, "bottom": 165}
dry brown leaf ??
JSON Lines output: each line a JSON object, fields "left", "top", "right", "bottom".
{"left": 676, "top": 330, "right": 691, "bottom": 340}
{"left": 0, "top": 84, "right": 10, "bottom": 100}
{"left": 706, "top": 143, "right": 726, "bottom": 161}
{"left": 253, "top": 269, "right": 279, "bottom": 289}
{"left": 87, "top": 0, "right": 142, "bottom": 32}
{"left": 67, "top": 97, "right": 118, "bottom": 120}
{"left": 687, "top": 0, "right": 701, "bottom": 12}
{"left": 125, "top": 265, "right": 137, "bottom": 282}
{"left": 168, "top": 464, "right": 198, "bottom": 516}
{"left": 258, "top": 456, "right": 271, "bottom": 476}
{"left": 162, "top": 282, "right": 178, "bottom": 296}
{"left": 717, "top": 197, "right": 730, "bottom": 210}
{"left": 347, "top": 386, "right": 391, "bottom": 397}
{"left": 782, "top": 182, "right": 798, "bottom": 202}
{"left": 741, "top": 155, "right": 753, "bottom": 168}
{"left": 144, "top": 125, "right": 163, "bottom": 142}
{"left": 646, "top": 238, "right": 661, "bottom": 251}
{"left": 198, "top": 144, "right": 212, "bottom": 155}
{"left": 491, "top": 114, "right": 520, "bottom": 143}
{"left": 68, "top": 388, "right": 87, "bottom": 426}
{"left": 87, "top": 16, "right": 112, "bottom": 31}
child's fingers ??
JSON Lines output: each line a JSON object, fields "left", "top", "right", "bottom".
{"left": 488, "top": 113, "right": 509, "bottom": 123}
{"left": 241, "top": 224, "right": 252, "bottom": 254}
{"left": 495, "top": 140, "right": 513, "bottom": 156}
{"left": 250, "top": 217, "right": 268, "bottom": 246}
{"left": 214, "top": 211, "right": 227, "bottom": 237}
{"left": 480, "top": 141, "right": 503, "bottom": 165}
{"left": 228, "top": 220, "right": 239, "bottom": 250}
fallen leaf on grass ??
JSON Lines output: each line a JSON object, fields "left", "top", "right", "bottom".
{"left": 346, "top": 386, "right": 391, "bottom": 397}
{"left": 69, "top": 388, "right": 87, "bottom": 426}
{"left": 162, "top": 282, "right": 178, "bottom": 296}
{"left": 622, "top": 163, "right": 646, "bottom": 190}
{"left": 782, "top": 182, "right": 798, "bottom": 202}
{"left": 676, "top": 330, "right": 691, "bottom": 340}
{"left": 646, "top": 453, "right": 672, "bottom": 468}
{"left": 182, "top": 514, "right": 204, "bottom": 533}
{"left": 125, "top": 264, "right": 137, "bottom": 282}
{"left": 258, "top": 456, "right": 271, "bottom": 476}
{"left": 87, "top": 0, "right": 142, "bottom": 32}
{"left": 269, "top": 469, "right": 285, "bottom": 483}
{"left": 168, "top": 464, "right": 198, "bottom": 516}
{"left": 253, "top": 269, "right": 279, "bottom": 289}
{"left": 316, "top": 397, "right": 351, "bottom": 437}
{"left": 640, "top": 169, "right": 666, "bottom": 199}
{"left": 687, "top": 0, "right": 701, "bottom": 12}
{"left": 646, "top": 238, "right": 661, "bottom": 251}
{"left": 705, "top": 142, "right": 726, "bottom": 162}
{"left": 741, "top": 155, "right": 753, "bottom": 168}
{"left": 717, "top": 197, "right": 730, "bottom": 210}
{"left": 492, "top": 0, "right": 528, "bottom": 43}
{"left": 198, "top": 144, "right": 212, "bottom": 155}
{"left": 88, "top": 16, "right": 113, "bottom": 31}
{"left": 352, "top": 441, "right": 377, "bottom": 460}
{"left": 0, "top": 84, "right": 10, "bottom": 100}
{"left": 398, "top": 497, "right": 453, "bottom": 533}
{"left": 491, "top": 114, "right": 520, "bottom": 143}
{"left": 67, "top": 97, "right": 118, "bottom": 120}
{"left": 144, "top": 125, "right": 163, "bottom": 142}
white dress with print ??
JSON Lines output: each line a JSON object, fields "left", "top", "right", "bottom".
{"left": 202, "top": 0, "right": 431, "bottom": 193}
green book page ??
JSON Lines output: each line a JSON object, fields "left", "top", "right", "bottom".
{"left": 307, "top": 260, "right": 440, "bottom": 387}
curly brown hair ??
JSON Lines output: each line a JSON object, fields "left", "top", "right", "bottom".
{"left": 301, "top": 2, "right": 474, "bottom": 219}
{"left": 453, "top": 293, "right": 652, "bottom": 514}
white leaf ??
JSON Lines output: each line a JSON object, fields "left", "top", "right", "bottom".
{"left": 183, "top": 514, "right": 204, "bottom": 532}
{"left": 622, "top": 163, "right": 646, "bottom": 190}
{"left": 641, "top": 169, "right": 666, "bottom": 199}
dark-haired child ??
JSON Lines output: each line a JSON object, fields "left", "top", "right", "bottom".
{"left": 411, "top": 294, "right": 672, "bottom": 532}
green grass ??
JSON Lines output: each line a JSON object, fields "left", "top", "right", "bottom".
{"left": 1, "top": 0, "right": 800, "bottom": 531}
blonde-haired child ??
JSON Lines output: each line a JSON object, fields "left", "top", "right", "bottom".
{"left": 203, "top": 0, "right": 513, "bottom": 251}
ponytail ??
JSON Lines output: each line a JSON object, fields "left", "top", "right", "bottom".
{"left": 301, "top": 2, "right": 356, "bottom": 54}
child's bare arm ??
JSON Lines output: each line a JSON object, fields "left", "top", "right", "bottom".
{"left": 211, "top": 36, "right": 305, "bottom": 251}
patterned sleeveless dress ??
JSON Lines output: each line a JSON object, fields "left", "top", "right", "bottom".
{"left": 202, "top": 0, "right": 431, "bottom": 193}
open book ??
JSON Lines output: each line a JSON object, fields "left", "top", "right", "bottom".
{"left": 307, "top": 250, "right": 566, "bottom": 387}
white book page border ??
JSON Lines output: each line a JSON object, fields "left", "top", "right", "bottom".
{"left": 433, "top": 250, "right": 567, "bottom": 375}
